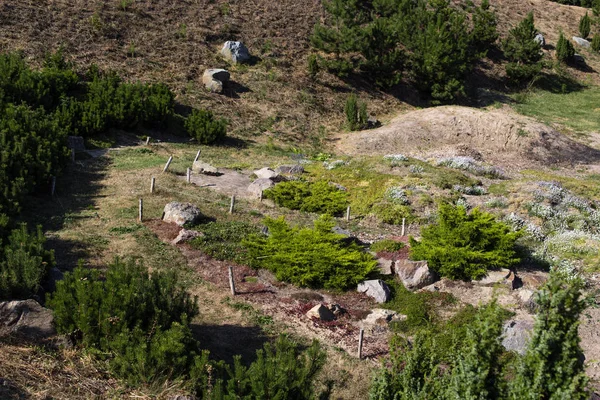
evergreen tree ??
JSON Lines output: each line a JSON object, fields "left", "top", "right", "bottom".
{"left": 592, "top": 34, "right": 600, "bottom": 52}
{"left": 579, "top": 12, "right": 591, "bottom": 39}
{"left": 502, "top": 12, "right": 543, "bottom": 83}
{"left": 470, "top": 0, "right": 499, "bottom": 56}
{"left": 556, "top": 32, "right": 575, "bottom": 62}
{"left": 508, "top": 273, "right": 589, "bottom": 400}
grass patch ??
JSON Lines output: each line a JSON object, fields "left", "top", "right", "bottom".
{"left": 189, "top": 220, "right": 261, "bottom": 264}
{"left": 513, "top": 86, "right": 600, "bottom": 134}
{"left": 110, "top": 148, "right": 166, "bottom": 170}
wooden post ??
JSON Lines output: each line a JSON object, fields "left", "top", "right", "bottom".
{"left": 228, "top": 266, "right": 236, "bottom": 296}
{"left": 358, "top": 328, "right": 364, "bottom": 359}
{"left": 50, "top": 176, "right": 56, "bottom": 196}
{"left": 194, "top": 149, "right": 201, "bottom": 163}
{"left": 259, "top": 190, "right": 263, "bottom": 202}
{"left": 229, "top": 195, "right": 236, "bottom": 214}
{"left": 163, "top": 156, "right": 173, "bottom": 172}
{"left": 346, "top": 206, "right": 351, "bottom": 222}
{"left": 401, "top": 218, "right": 406, "bottom": 236}
{"left": 145, "top": 136, "right": 151, "bottom": 145}
{"left": 138, "top": 198, "right": 143, "bottom": 222}
{"left": 150, "top": 177, "right": 156, "bottom": 193}
{"left": 186, "top": 168, "right": 191, "bottom": 183}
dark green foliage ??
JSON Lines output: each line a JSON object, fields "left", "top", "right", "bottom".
{"left": 201, "top": 336, "right": 327, "bottom": 399}
{"left": 594, "top": 0, "right": 600, "bottom": 16}
{"left": 244, "top": 215, "right": 376, "bottom": 290}
{"left": 0, "top": 224, "right": 55, "bottom": 300}
{"left": 370, "top": 239, "right": 405, "bottom": 253}
{"left": 579, "top": 12, "right": 591, "bottom": 39}
{"left": 264, "top": 180, "right": 348, "bottom": 215}
{"left": 556, "top": 32, "right": 575, "bottom": 63}
{"left": 410, "top": 204, "right": 521, "bottom": 280}
{"left": 311, "top": 0, "right": 496, "bottom": 102}
{"left": 48, "top": 258, "right": 200, "bottom": 383}
{"left": 307, "top": 54, "right": 320, "bottom": 79}
{"left": 190, "top": 221, "right": 260, "bottom": 264}
{"left": 371, "top": 202, "right": 414, "bottom": 225}
{"left": 502, "top": 12, "right": 543, "bottom": 84}
{"left": 508, "top": 274, "right": 589, "bottom": 399}
{"left": 345, "top": 94, "right": 368, "bottom": 130}
{"left": 185, "top": 109, "right": 228, "bottom": 144}
{"left": 592, "top": 34, "right": 600, "bottom": 52}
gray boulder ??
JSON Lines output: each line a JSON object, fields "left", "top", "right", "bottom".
{"left": 163, "top": 202, "right": 202, "bottom": 226}
{"left": 247, "top": 178, "right": 275, "bottom": 198}
{"left": 306, "top": 304, "right": 335, "bottom": 321}
{"left": 534, "top": 33, "right": 545, "bottom": 47}
{"left": 377, "top": 258, "right": 394, "bottom": 275}
{"left": 502, "top": 320, "right": 534, "bottom": 355}
{"left": 254, "top": 167, "right": 279, "bottom": 180}
{"left": 172, "top": 229, "right": 204, "bottom": 245}
{"left": 395, "top": 260, "right": 437, "bottom": 290}
{"left": 221, "top": 41, "right": 250, "bottom": 64}
{"left": 362, "top": 308, "right": 406, "bottom": 326}
{"left": 517, "top": 288, "right": 536, "bottom": 311}
{"left": 573, "top": 37, "right": 591, "bottom": 48}
{"left": 357, "top": 279, "right": 391, "bottom": 303}
{"left": 192, "top": 160, "right": 219, "bottom": 175}
{"left": 0, "top": 299, "right": 55, "bottom": 340}
{"left": 473, "top": 268, "right": 519, "bottom": 288}
{"left": 202, "top": 69, "right": 230, "bottom": 93}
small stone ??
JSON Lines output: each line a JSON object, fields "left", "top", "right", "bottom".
{"left": 247, "top": 178, "right": 275, "bottom": 198}
{"left": 192, "top": 161, "right": 219, "bottom": 175}
{"left": 362, "top": 308, "right": 406, "bottom": 326}
{"left": 221, "top": 41, "right": 250, "bottom": 64}
{"left": 163, "top": 202, "right": 203, "bottom": 226}
{"left": 275, "top": 165, "right": 304, "bottom": 175}
{"left": 306, "top": 304, "right": 335, "bottom": 321}
{"left": 473, "top": 269, "right": 511, "bottom": 286}
{"left": 172, "top": 229, "right": 204, "bottom": 245}
{"left": 395, "top": 260, "right": 438, "bottom": 290}
{"left": 253, "top": 167, "right": 279, "bottom": 180}
{"left": 377, "top": 258, "right": 394, "bottom": 275}
{"left": 202, "top": 69, "right": 230, "bottom": 93}
{"left": 328, "top": 182, "right": 347, "bottom": 191}
{"left": 533, "top": 33, "right": 545, "bottom": 47}
{"left": 357, "top": 279, "right": 391, "bottom": 303}
{"left": 0, "top": 299, "right": 55, "bottom": 340}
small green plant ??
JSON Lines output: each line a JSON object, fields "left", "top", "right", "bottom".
{"left": 592, "top": 34, "right": 600, "bottom": 52}
{"left": 264, "top": 180, "right": 348, "bottom": 216}
{"left": 556, "top": 32, "right": 575, "bottom": 63}
{"left": 190, "top": 221, "right": 260, "bottom": 264}
{"left": 244, "top": 215, "right": 377, "bottom": 290}
{"left": 410, "top": 203, "right": 522, "bottom": 280}
{"left": 371, "top": 239, "right": 405, "bottom": 253}
{"left": 344, "top": 94, "right": 368, "bottom": 131}
{"left": 119, "top": 0, "right": 133, "bottom": 11}
{"left": 177, "top": 23, "right": 187, "bottom": 39}
{"left": 219, "top": 2, "right": 230, "bottom": 16}
{"left": 307, "top": 54, "right": 319, "bottom": 79}
{"left": 184, "top": 109, "right": 227, "bottom": 144}
{"left": 579, "top": 12, "right": 591, "bottom": 39}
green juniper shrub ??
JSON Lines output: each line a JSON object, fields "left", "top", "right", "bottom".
{"left": 307, "top": 54, "right": 320, "bottom": 79}
{"left": 0, "top": 224, "right": 55, "bottom": 300}
{"left": 371, "top": 202, "right": 414, "bottom": 225}
{"left": 556, "top": 31, "right": 575, "bottom": 63}
{"left": 409, "top": 203, "right": 522, "bottom": 280}
{"left": 189, "top": 221, "right": 260, "bottom": 264}
{"left": 244, "top": 215, "right": 377, "bottom": 290}
{"left": 345, "top": 93, "right": 368, "bottom": 131}
{"left": 264, "top": 180, "right": 348, "bottom": 216}
{"left": 579, "top": 12, "right": 591, "bottom": 39}
{"left": 592, "top": 34, "right": 600, "bottom": 52}
{"left": 370, "top": 239, "right": 405, "bottom": 253}
{"left": 502, "top": 12, "right": 543, "bottom": 84}
{"left": 185, "top": 109, "right": 228, "bottom": 144}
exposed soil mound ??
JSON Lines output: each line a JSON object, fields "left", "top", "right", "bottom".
{"left": 334, "top": 106, "right": 600, "bottom": 169}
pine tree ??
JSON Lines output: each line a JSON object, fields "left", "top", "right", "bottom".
{"left": 470, "top": 0, "right": 499, "bottom": 56}
{"left": 591, "top": 34, "right": 600, "bottom": 52}
{"left": 502, "top": 12, "right": 543, "bottom": 83}
{"left": 579, "top": 12, "right": 591, "bottom": 39}
{"left": 556, "top": 31, "right": 575, "bottom": 62}
{"left": 508, "top": 273, "right": 589, "bottom": 400}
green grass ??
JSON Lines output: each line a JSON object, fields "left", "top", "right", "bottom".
{"left": 110, "top": 148, "right": 166, "bottom": 170}
{"left": 513, "top": 86, "right": 600, "bottom": 134}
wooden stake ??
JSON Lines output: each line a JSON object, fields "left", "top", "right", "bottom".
{"left": 138, "top": 198, "right": 143, "bottom": 222}
{"left": 401, "top": 218, "right": 406, "bottom": 236}
{"left": 358, "top": 328, "right": 364, "bottom": 359}
{"left": 163, "top": 156, "right": 173, "bottom": 172}
{"left": 194, "top": 149, "right": 201, "bottom": 163}
{"left": 186, "top": 168, "right": 191, "bottom": 183}
{"left": 150, "top": 177, "right": 156, "bottom": 193}
{"left": 50, "top": 176, "right": 56, "bottom": 196}
{"left": 145, "top": 136, "right": 151, "bottom": 145}
{"left": 346, "top": 206, "right": 351, "bottom": 222}
{"left": 259, "top": 190, "right": 263, "bottom": 202}
{"left": 229, "top": 195, "right": 236, "bottom": 214}
{"left": 228, "top": 266, "right": 236, "bottom": 296}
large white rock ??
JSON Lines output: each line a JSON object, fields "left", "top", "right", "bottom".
{"left": 0, "top": 299, "right": 55, "bottom": 340}
{"left": 253, "top": 167, "right": 279, "bottom": 180}
{"left": 202, "top": 69, "right": 230, "bottom": 93}
{"left": 357, "top": 279, "right": 391, "bottom": 303}
{"left": 306, "top": 304, "right": 335, "bottom": 321}
{"left": 573, "top": 37, "right": 591, "bottom": 48}
{"left": 502, "top": 320, "right": 534, "bottom": 355}
{"left": 163, "top": 202, "right": 202, "bottom": 226}
{"left": 192, "top": 160, "right": 219, "bottom": 175}
{"left": 395, "top": 260, "right": 437, "bottom": 290}
{"left": 221, "top": 41, "right": 250, "bottom": 64}
{"left": 247, "top": 178, "right": 275, "bottom": 198}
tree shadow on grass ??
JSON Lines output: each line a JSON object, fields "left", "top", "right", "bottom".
{"left": 191, "top": 323, "right": 269, "bottom": 366}
{"left": 0, "top": 380, "right": 29, "bottom": 400}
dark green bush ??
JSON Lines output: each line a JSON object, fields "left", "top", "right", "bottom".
{"left": 190, "top": 221, "right": 260, "bottom": 264}
{"left": 502, "top": 12, "right": 543, "bottom": 84}
{"left": 264, "top": 180, "right": 348, "bottom": 216}
{"left": 591, "top": 34, "right": 600, "bottom": 52}
{"left": 410, "top": 204, "right": 521, "bottom": 280}
{"left": 345, "top": 94, "right": 368, "bottom": 130}
{"left": 371, "top": 202, "right": 414, "bottom": 225}
{"left": 579, "top": 12, "right": 591, "bottom": 39}
{"left": 307, "top": 54, "right": 320, "bottom": 79}
{"left": 244, "top": 215, "right": 376, "bottom": 290}
{"left": 371, "top": 239, "right": 405, "bottom": 253}
{"left": 556, "top": 32, "right": 575, "bottom": 63}
{"left": 0, "top": 224, "right": 55, "bottom": 300}
{"left": 185, "top": 109, "right": 227, "bottom": 144}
